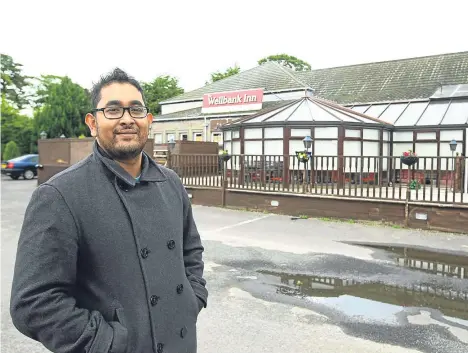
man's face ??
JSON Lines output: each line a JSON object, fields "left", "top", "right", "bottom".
{"left": 85, "top": 83, "right": 153, "bottom": 161}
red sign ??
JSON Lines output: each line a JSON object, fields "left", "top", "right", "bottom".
{"left": 202, "top": 89, "right": 264, "bottom": 109}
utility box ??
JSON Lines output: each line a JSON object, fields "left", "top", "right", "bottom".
{"left": 37, "top": 137, "right": 154, "bottom": 185}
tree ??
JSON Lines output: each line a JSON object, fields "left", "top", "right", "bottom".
{"left": 3, "top": 141, "right": 21, "bottom": 161}
{"left": 33, "top": 76, "right": 92, "bottom": 140}
{"left": 0, "top": 54, "right": 32, "bottom": 109}
{"left": 142, "top": 75, "right": 184, "bottom": 115}
{"left": 258, "top": 54, "right": 311, "bottom": 71}
{"left": 206, "top": 65, "right": 241, "bottom": 85}
{"left": 1, "top": 95, "right": 34, "bottom": 158}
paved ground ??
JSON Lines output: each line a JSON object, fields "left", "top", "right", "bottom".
{"left": 2, "top": 177, "right": 468, "bottom": 353}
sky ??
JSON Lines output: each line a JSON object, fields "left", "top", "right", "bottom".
{"left": 2, "top": 0, "right": 467, "bottom": 93}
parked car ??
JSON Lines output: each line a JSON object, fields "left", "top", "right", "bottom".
{"left": 1, "top": 154, "right": 39, "bottom": 180}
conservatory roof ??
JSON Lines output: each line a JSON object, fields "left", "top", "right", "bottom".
{"left": 227, "top": 95, "right": 393, "bottom": 127}
{"left": 348, "top": 97, "right": 468, "bottom": 126}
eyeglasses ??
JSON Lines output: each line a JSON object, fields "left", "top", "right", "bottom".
{"left": 92, "top": 106, "right": 150, "bottom": 119}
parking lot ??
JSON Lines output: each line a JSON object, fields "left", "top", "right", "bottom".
{"left": 2, "top": 177, "right": 468, "bottom": 353}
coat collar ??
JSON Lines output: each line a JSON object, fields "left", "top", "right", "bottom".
{"left": 93, "top": 140, "right": 167, "bottom": 186}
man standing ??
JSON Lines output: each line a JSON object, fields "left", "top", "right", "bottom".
{"left": 10, "top": 68, "right": 208, "bottom": 353}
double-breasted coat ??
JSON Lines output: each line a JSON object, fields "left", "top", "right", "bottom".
{"left": 10, "top": 141, "right": 208, "bottom": 353}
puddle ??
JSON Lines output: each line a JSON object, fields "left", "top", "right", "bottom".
{"left": 257, "top": 269, "right": 468, "bottom": 322}
{"left": 346, "top": 242, "right": 468, "bottom": 280}
{"left": 254, "top": 246, "right": 468, "bottom": 323}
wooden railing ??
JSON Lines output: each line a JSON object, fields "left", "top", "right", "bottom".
{"left": 168, "top": 154, "right": 467, "bottom": 205}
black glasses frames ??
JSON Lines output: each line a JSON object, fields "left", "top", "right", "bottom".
{"left": 91, "top": 106, "right": 150, "bottom": 119}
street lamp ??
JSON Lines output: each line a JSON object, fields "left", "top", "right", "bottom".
{"left": 303, "top": 136, "right": 313, "bottom": 150}
{"left": 168, "top": 138, "right": 176, "bottom": 151}
{"left": 449, "top": 139, "right": 457, "bottom": 152}
{"left": 449, "top": 139, "right": 457, "bottom": 191}
{"left": 302, "top": 136, "right": 313, "bottom": 186}
{"left": 40, "top": 131, "right": 47, "bottom": 139}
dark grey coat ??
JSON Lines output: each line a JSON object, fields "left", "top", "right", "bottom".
{"left": 10, "top": 142, "right": 208, "bottom": 353}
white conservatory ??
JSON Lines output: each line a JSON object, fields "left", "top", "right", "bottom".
{"left": 221, "top": 88, "right": 468, "bottom": 188}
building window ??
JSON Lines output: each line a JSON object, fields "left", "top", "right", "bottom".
{"left": 166, "top": 133, "right": 175, "bottom": 142}
{"left": 179, "top": 133, "right": 188, "bottom": 141}
{"left": 193, "top": 132, "right": 203, "bottom": 141}
{"left": 212, "top": 132, "right": 222, "bottom": 145}
{"left": 154, "top": 133, "right": 163, "bottom": 144}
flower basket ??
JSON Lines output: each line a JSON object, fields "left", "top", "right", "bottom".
{"left": 295, "top": 151, "right": 310, "bottom": 164}
{"left": 219, "top": 150, "right": 231, "bottom": 162}
{"left": 400, "top": 150, "right": 418, "bottom": 166}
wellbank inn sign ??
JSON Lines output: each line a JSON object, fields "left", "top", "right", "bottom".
{"left": 201, "top": 88, "right": 264, "bottom": 114}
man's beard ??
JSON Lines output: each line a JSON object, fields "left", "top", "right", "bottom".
{"left": 96, "top": 123, "right": 147, "bottom": 161}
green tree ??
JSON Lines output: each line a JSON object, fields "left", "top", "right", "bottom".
{"left": 1, "top": 95, "right": 34, "bottom": 158}
{"left": 258, "top": 54, "right": 311, "bottom": 71}
{"left": 206, "top": 65, "right": 240, "bottom": 85}
{"left": 33, "top": 76, "right": 92, "bottom": 139}
{"left": 0, "top": 54, "right": 32, "bottom": 109}
{"left": 142, "top": 75, "right": 184, "bottom": 115}
{"left": 3, "top": 141, "right": 21, "bottom": 161}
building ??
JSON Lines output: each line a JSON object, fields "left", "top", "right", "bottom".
{"left": 152, "top": 51, "right": 468, "bottom": 154}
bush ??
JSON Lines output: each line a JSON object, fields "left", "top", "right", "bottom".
{"left": 3, "top": 141, "right": 21, "bottom": 161}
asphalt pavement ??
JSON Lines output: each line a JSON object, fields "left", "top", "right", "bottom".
{"left": 2, "top": 176, "right": 468, "bottom": 353}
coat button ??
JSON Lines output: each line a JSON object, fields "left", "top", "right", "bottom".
{"left": 167, "top": 240, "right": 175, "bottom": 250}
{"left": 157, "top": 343, "right": 164, "bottom": 353}
{"left": 176, "top": 284, "right": 184, "bottom": 294}
{"left": 150, "top": 295, "right": 159, "bottom": 306}
{"left": 180, "top": 326, "right": 188, "bottom": 338}
{"left": 140, "top": 248, "right": 150, "bottom": 258}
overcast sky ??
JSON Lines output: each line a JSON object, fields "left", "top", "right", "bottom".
{"left": 2, "top": 0, "right": 467, "bottom": 92}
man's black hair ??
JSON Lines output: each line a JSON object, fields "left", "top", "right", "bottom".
{"left": 90, "top": 68, "right": 146, "bottom": 108}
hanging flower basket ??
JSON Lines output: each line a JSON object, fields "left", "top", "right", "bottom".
{"left": 295, "top": 151, "right": 310, "bottom": 164}
{"left": 400, "top": 150, "right": 418, "bottom": 166}
{"left": 219, "top": 150, "right": 231, "bottom": 162}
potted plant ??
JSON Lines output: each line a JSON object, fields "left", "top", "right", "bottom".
{"left": 295, "top": 151, "right": 310, "bottom": 163}
{"left": 400, "top": 150, "right": 418, "bottom": 166}
{"left": 408, "top": 179, "right": 421, "bottom": 190}
{"left": 219, "top": 149, "right": 231, "bottom": 162}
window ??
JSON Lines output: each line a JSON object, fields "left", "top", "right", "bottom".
{"left": 154, "top": 133, "right": 163, "bottom": 144}
{"left": 179, "top": 133, "right": 188, "bottom": 141}
{"left": 212, "top": 132, "right": 222, "bottom": 145}
{"left": 193, "top": 132, "right": 203, "bottom": 141}
{"left": 166, "top": 133, "right": 175, "bottom": 142}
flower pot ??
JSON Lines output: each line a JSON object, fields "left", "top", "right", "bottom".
{"left": 401, "top": 156, "right": 418, "bottom": 166}
{"left": 219, "top": 154, "right": 231, "bottom": 162}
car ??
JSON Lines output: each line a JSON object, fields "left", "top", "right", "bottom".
{"left": 1, "top": 154, "right": 39, "bottom": 180}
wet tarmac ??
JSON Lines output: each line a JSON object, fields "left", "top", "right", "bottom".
{"left": 230, "top": 243, "right": 468, "bottom": 352}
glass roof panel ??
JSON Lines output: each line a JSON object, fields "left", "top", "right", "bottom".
{"left": 378, "top": 103, "right": 408, "bottom": 124}
{"left": 363, "top": 104, "right": 389, "bottom": 118}
{"left": 416, "top": 101, "right": 450, "bottom": 126}
{"left": 284, "top": 99, "right": 313, "bottom": 121}
{"left": 266, "top": 101, "right": 303, "bottom": 122}
{"left": 394, "top": 102, "right": 429, "bottom": 126}
{"left": 308, "top": 101, "right": 340, "bottom": 122}
{"left": 245, "top": 104, "right": 293, "bottom": 123}
{"left": 351, "top": 105, "right": 370, "bottom": 113}
{"left": 319, "top": 105, "right": 358, "bottom": 122}
{"left": 440, "top": 99, "right": 468, "bottom": 125}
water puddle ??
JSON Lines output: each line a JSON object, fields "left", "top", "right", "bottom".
{"left": 345, "top": 242, "right": 468, "bottom": 279}
{"left": 257, "top": 269, "right": 468, "bottom": 322}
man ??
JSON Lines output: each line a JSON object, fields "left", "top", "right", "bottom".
{"left": 10, "top": 68, "right": 208, "bottom": 353}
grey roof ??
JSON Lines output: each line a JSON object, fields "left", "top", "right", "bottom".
{"left": 226, "top": 96, "right": 393, "bottom": 127}
{"left": 162, "top": 62, "right": 306, "bottom": 104}
{"left": 163, "top": 51, "right": 468, "bottom": 106}
{"left": 296, "top": 51, "right": 468, "bottom": 104}
{"left": 348, "top": 98, "right": 468, "bottom": 126}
